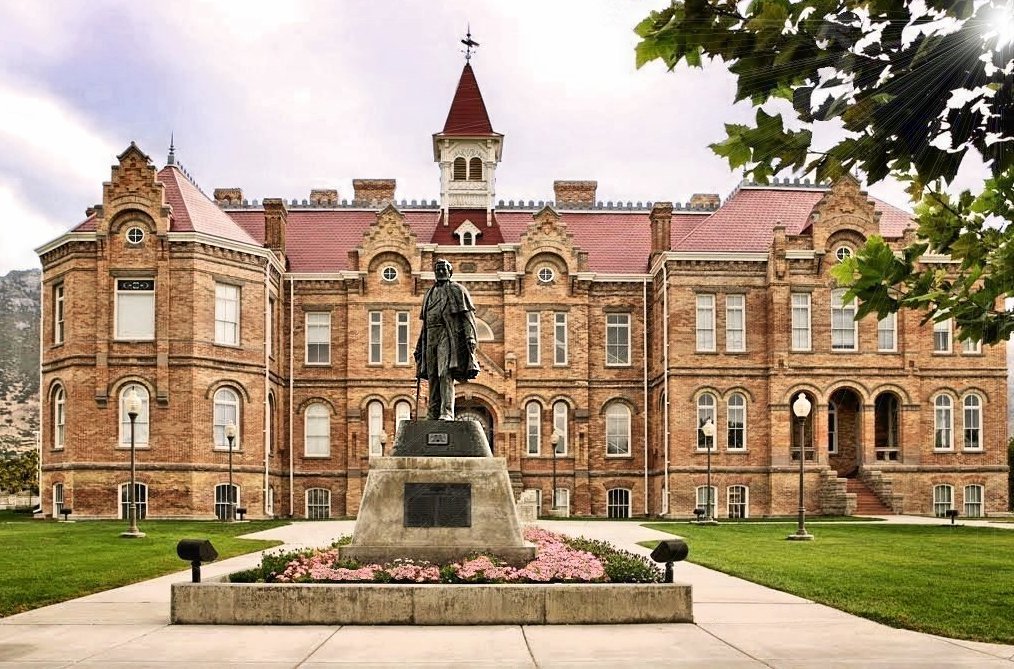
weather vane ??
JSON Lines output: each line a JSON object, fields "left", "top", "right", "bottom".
{"left": 461, "top": 25, "right": 479, "bottom": 62}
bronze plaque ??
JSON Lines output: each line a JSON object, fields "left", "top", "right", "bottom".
{"left": 404, "top": 483, "right": 471, "bottom": 527}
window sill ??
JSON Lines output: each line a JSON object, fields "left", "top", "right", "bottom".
{"left": 213, "top": 448, "right": 243, "bottom": 453}
{"left": 790, "top": 348, "right": 813, "bottom": 353}
{"left": 694, "top": 448, "right": 718, "bottom": 454}
{"left": 214, "top": 341, "right": 242, "bottom": 349}
{"left": 605, "top": 454, "right": 633, "bottom": 459}
{"left": 726, "top": 449, "right": 749, "bottom": 454}
{"left": 605, "top": 363, "right": 632, "bottom": 368}
{"left": 114, "top": 338, "right": 155, "bottom": 343}
{"left": 303, "top": 454, "right": 331, "bottom": 459}
{"left": 932, "top": 351, "right": 953, "bottom": 355}
{"left": 932, "top": 448, "right": 954, "bottom": 453}
{"left": 831, "top": 349, "right": 859, "bottom": 353}
{"left": 725, "top": 350, "right": 747, "bottom": 355}
{"left": 695, "top": 349, "right": 717, "bottom": 355}
{"left": 877, "top": 349, "right": 899, "bottom": 354}
{"left": 305, "top": 362, "right": 332, "bottom": 367}
{"left": 115, "top": 445, "right": 151, "bottom": 450}
{"left": 962, "top": 448, "right": 984, "bottom": 453}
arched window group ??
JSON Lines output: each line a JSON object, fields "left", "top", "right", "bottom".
{"left": 934, "top": 392, "right": 984, "bottom": 451}
{"left": 452, "top": 156, "right": 483, "bottom": 181}
{"left": 696, "top": 392, "right": 748, "bottom": 451}
{"left": 695, "top": 484, "right": 750, "bottom": 519}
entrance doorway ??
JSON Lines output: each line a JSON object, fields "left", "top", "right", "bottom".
{"left": 828, "top": 388, "right": 862, "bottom": 476}
{"left": 455, "top": 402, "right": 495, "bottom": 454}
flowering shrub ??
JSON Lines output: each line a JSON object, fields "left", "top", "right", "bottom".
{"left": 231, "top": 528, "right": 659, "bottom": 584}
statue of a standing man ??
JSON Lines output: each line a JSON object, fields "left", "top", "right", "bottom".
{"left": 414, "top": 259, "right": 480, "bottom": 420}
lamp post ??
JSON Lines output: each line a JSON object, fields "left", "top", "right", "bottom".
{"left": 550, "top": 430, "right": 561, "bottom": 510}
{"left": 700, "top": 419, "right": 718, "bottom": 525}
{"left": 120, "top": 388, "right": 144, "bottom": 538}
{"left": 225, "top": 422, "right": 237, "bottom": 522}
{"left": 787, "top": 393, "right": 814, "bottom": 541}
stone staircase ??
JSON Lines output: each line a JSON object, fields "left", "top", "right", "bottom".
{"left": 846, "top": 477, "right": 894, "bottom": 515}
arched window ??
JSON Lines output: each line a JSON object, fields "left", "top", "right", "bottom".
{"left": 53, "top": 385, "right": 65, "bottom": 450}
{"left": 119, "top": 383, "right": 150, "bottom": 447}
{"left": 932, "top": 484, "right": 953, "bottom": 517}
{"left": 607, "top": 488, "right": 631, "bottom": 518}
{"left": 475, "top": 319, "right": 495, "bottom": 342}
{"left": 213, "top": 387, "right": 240, "bottom": 450}
{"left": 214, "top": 483, "right": 239, "bottom": 520}
{"left": 827, "top": 401, "right": 838, "bottom": 453}
{"left": 395, "top": 400, "right": 412, "bottom": 440}
{"left": 728, "top": 485, "right": 748, "bottom": 518}
{"left": 304, "top": 403, "right": 330, "bottom": 456}
{"left": 934, "top": 395, "right": 953, "bottom": 450}
{"left": 963, "top": 394, "right": 982, "bottom": 450}
{"left": 461, "top": 231, "right": 474, "bottom": 246}
{"left": 368, "top": 401, "right": 384, "bottom": 456}
{"left": 790, "top": 393, "right": 815, "bottom": 461}
{"left": 468, "top": 157, "right": 483, "bottom": 181}
{"left": 119, "top": 482, "right": 148, "bottom": 520}
{"left": 526, "top": 401, "right": 541, "bottom": 456}
{"left": 267, "top": 394, "right": 275, "bottom": 455}
{"left": 452, "top": 157, "right": 467, "bottom": 180}
{"left": 695, "top": 485, "right": 717, "bottom": 519}
{"left": 697, "top": 393, "right": 716, "bottom": 451}
{"left": 553, "top": 401, "right": 568, "bottom": 455}
{"left": 727, "top": 393, "right": 746, "bottom": 450}
{"left": 306, "top": 488, "right": 331, "bottom": 519}
{"left": 963, "top": 484, "right": 983, "bottom": 517}
{"left": 605, "top": 403, "right": 631, "bottom": 456}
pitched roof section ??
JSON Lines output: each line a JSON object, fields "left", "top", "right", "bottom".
{"left": 157, "top": 166, "right": 259, "bottom": 245}
{"left": 431, "top": 209, "right": 505, "bottom": 245}
{"left": 441, "top": 63, "right": 495, "bottom": 136}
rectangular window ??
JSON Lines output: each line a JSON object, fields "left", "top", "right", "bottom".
{"left": 369, "top": 311, "right": 382, "bottom": 364}
{"left": 267, "top": 297, "right": 275, "bottom": 359}
{"left": 962, "top": 337, "right": 981, "bottom": 354}
{"left": 964, "top": 485, "right": 983, "bottom": 517}
{"left": 696, "top": 294, "right": 716, "bottom": 352}
{"left": 306, "top": 489, "right": 331, "bottom": 520}
{"left": 396, "top": 311, "right": 410, "bottom": 365}
{"left": 605, "top": 314, "right": 630, "bottom": 365}
{"left": 695, "top": 486, "right": 718, "bottom": 518}
{"left": 933, "top": 485, "right": 953, "bottom": 517}
{"left": 725, "top": 294, "right": 745, "bottom": 352}
{"left": 305, "top": 312, "right": 331, "bottom": 364}
{"left": 728, "top": 485, "right": 748, "bottom": 519}
{"left": 115, "top": 278, "right": 155, "bottom": 340}
{"left": 553, "top": 488, "right": 569, "bottom": 511}
{"left": 933, "top": 318, "right": 952, "bottom": 353}
{"left": 554, "top": 312, "right": 568, "bottom": 365}
{"left": 831, "top": 289, "right": 857, "bottom": 351}
{"left": 215, "top": 283, "right": 240, "bottom": 345}
{"left": 877, "top": 312, "right": 896, "bottom": 351}
{"left": 791, "top": 293, "right": 811, "bottom": 351}
{"left": 527, "top": 312, "right": 540, "bottom": 365}
{"left": 54, "top": 284, "right": 65, "bottom": 344}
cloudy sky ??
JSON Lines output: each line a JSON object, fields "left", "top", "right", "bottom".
{"left": 0, "top": 0, "right": 988, "bottom": 274}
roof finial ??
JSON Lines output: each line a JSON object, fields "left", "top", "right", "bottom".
{"left": 461, "top": 25, "right": 479, "bottom": 62}
{"left": 167, "top": 132, "right": 176, "bottom": 166}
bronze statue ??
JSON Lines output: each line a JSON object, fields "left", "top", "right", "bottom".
{"left": 414, "top": 259, "right": 480, "bottom": 420}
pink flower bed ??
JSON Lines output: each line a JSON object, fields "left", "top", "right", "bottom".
{"left": 270, "top": 527, "right": 606, "bottom": 584}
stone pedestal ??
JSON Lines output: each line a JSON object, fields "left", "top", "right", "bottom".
{"left": 342, "top": 420, "right": 536, "bottom": 566}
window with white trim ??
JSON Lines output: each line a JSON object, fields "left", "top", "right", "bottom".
{"left": 725, "top": 294, "right": 745, "bottom": 352}
{"left": 934, "top": 395, "right": 953, "bottom": 450}
{"left": 553, "top": 487, "right": 569, "bottom": 510}
{"left": 306, "top": 488, "right": 331, "bottom": 519}
{"left": 553, "top": 401, "right": 568, "bottom": 455}
{"left": 395, "top": 400, "right": 411, "bottom": 438}
{"left": 526, "top": 401, "right": 541, "bottom": 456}
{"left": 119, "top": 482, "right": 148, "bottom": 520}
{"left": 118, "top": 383, "right": 150, "bottom": 447}
{"left": 963, "top": 394, "right": 982, "bottom": 450}
{"left": 267, "top": 297, "right": 275, "bottom": 359}
{"left": 267, "top": 394, "right": 275, "bottom": 455}
{"left": 305, "top": 312, "right": 330, "bottom": 364}
{"left": 697, "top": 393, "right": 716, "bottom": 451}
{"left": 214, "top": 283, "right": 240, "bottom": 345}
{"left": 369, "top": 311, "right": 382, "bottom": 364}
{"left": 962, "top": 337, "right": 981, "bottom": 354}
{"left": 53, "top": 385, "right": 65, "bottom": 450}
{"left": 304, "top": 403, "right": 330, "bottom": 456}
{"left": 213, "top": 388, "right": 240, "bottom": 450}
{"left": 696, "top": 294, "right": 716, "bottom": 352}
{"left": 554, "top": 312, "right": 568, "bottom": 365}
{"left": 396, "top": 311, "right": 410, "bottom": 365}
{"left": 696, "top": 486, "right": 717, "bottom": 518}
{"left": 933, "top": 318, "right": 952, "bottom": 353}
{"left": 932, "top": 484, "right": 953, "bottom": 517}
{"left": 877, "top": 312, "right": 896, "bottom": 351}
{"left": 461, "top": 231, "right": 474, "bottom": 246}
{"left": 54, "top": 283, "right": 65, "bottom": 344}
{"left": 527, "top": 312, "right": 540, "bottom": 365}
{"left": 828, "top": 401, "right": 838, "bottom": 453}
{"left": 475, "top": 319, "right": 494, "bottom": 341}
{"left": 727, "top": 393, "right": 746, "bottom": 450}
{"left": 115, "top": 278, "right": 155, "bottom": 340}
{"left": 214, "top": 483, "right": 238, "bottom": 520}
{"left": 728, "top": 485, "right": 748, "bottom": 519}
{"left": 452, "top": 157, "right": 466, "bottom": 180}
{"left": 53, "top": 483, "right": 64, "bottom": 514}
{"left": 605, "top": 403, "right": 631, "bottom": 456}
{"left": 963, "top": 484, "right": 983, "bottom": 517}
{"left": 830, "top": 288, "right": 857, "bottom": 350}
{"left": 605, "top": 314, "right": 630, "bottom": 365}
{"left": 469, "top": 157, "right": 483, "bottom": 181}
{"left": 791, "top": 293, "right": 811, "bottom": 351}
{"left": 266, "top": 485, "right": 274, "bottom": 516}
{"left": 368, "top": 401, "right": 384, "bottom": 456}
{"left": 607, "top": 488, "right": 631, "bottom": 518}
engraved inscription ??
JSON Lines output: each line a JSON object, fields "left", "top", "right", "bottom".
{"left": 404, "top": 483, "right": 471, "bottom": 527}
{"left": 427, "top": 432, "right": 449, "bottom": 445}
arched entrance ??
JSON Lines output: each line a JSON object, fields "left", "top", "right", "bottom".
{"left": 455, "top": 401, "right": 495, "bottom": 454}
{"left": 828, "top": 387, "right": 863, "bottom": 476}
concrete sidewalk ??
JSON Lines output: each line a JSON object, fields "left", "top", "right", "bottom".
{"left": 0, "top": 517, "right": 1012, "bottom": 667}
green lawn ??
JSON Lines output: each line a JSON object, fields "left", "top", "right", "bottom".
{"left": 0, "top": 514, "right": 286, "bottom": 617}
{"left": 645, "top": 522, "right": 1014, "bottom": 644}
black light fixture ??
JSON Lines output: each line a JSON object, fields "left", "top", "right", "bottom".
{"left": 650, "top": 538, "right": 689, "bottom": 583}
{"left": 225, "top": 422, "right": 237, "bottom": 522}
{"left": 176, "top": 539, "right": 218, "bottom": 583}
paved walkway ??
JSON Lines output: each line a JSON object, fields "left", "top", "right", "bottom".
{"left": 2, "top": 517, "right": 1013, "bottom": 667}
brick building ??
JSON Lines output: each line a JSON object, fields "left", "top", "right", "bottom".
{"left": 37, "top": 63, "right": 1008, "bottom": 520}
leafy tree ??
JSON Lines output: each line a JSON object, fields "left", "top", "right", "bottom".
{"left": 0, "top": 449, "right": 39, "bottom": 495}
{"left": 636, "top": 1, "right": 1014, "bottom": 343}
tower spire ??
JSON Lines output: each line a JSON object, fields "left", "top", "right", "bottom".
{"left": 461, "top": 25, "right": 479, "bottom": 62}
{"left": 167, "top": 133, "right": 176, "bottom": 166}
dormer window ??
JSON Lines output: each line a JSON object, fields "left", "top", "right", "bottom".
{"left": 453, "top": 157, "right": 467, "bottom": 181}
{"left": 469, "top": 157, "right": 483, "bottom": 181}
{"left": 462, "top": 232, "right": 474, "bottom": 245}
{"left": 454, "top": 219, "right": 482, "bottom": 246}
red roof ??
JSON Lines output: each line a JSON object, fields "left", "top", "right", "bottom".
{"left": 441, "top": 64, "right": 495, "bottom": 136}
{"left": 73, "top": 214, "right": 97, "bottom": 232}
{"left": 157, "top": 167, "right": 259, "bottom": 245}
{"left": 431, "top": 209, "right": 505, "bottom": 245}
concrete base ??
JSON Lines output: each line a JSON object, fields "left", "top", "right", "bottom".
{"left": 171, "top": 579, "right": 693, "bottom": 625}
{"left": 119, "top": 530, "right": 146, "bottom": 538}
{"left": 786, "top": 531, "right": 814, "bottom": 541}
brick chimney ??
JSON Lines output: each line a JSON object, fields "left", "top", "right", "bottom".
{"left": 309, "top": 189, "right": 339, "bottom": 206}
{"left": 263, "top": 198, "right": 287, "bottom": 258}
{"left": 352, "top": 179, "right": 396, "bottom": 205}
{"left": 554, "top": 180, "right": 597, "bottom": 207}
{"left": 650, "top": 202, "right": 673, "bottom": 256}
{"left": 689, "top": 193, "right": 720, "bottom": 210}
{"left": 213, "top": 188, "right": 243, "bottom": 205}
